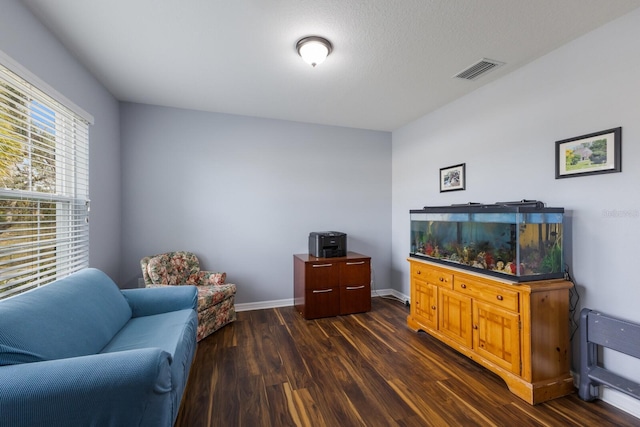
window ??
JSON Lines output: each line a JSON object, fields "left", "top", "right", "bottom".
{"left": 0, "top": 57, "right": 92, "bottom": 299}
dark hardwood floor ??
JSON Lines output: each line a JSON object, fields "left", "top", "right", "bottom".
{"left": 175, "top": 297, "right": 639, "bottom": 427}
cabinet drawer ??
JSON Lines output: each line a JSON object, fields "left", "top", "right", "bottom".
{"left": 412, "top": 264, "right": 453, "bottom": 289}
{"left": 340, "top": 259, "right": 370, "bottom": 286}
{"left": 306, "top": 262, "right": 340, "bottom": 290}
{"left": 454, "top": 276, "right": 519, "bottom": 312}
{"left": 304, "top": 287, "right": 340, "bottom": 319}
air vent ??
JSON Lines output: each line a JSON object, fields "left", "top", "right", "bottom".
{"left": 454, "top": 58, "right": 505, "bottom": 80}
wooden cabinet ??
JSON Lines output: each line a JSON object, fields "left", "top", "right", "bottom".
{"left": 439, "top": 287, "right": 473, "bottom": 348}
{"left": 294, "top": 252, "right": 371, "bottom": 319}
{"left": 413, "top": 278, "right": 438, "bottom": 330}
{"left": 473, "top": 300, "right": 520, "bottom": 374}
{"left": 407, "top": 258, "right": 574, "bottom": 404}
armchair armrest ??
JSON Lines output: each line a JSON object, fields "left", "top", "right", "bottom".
{"left": 198, "top": 270, "right": 226, "bottom": 285}
{"left": 121, "top": 285, "right": 198, "bottom": 317}
{"left": 0, "top": 349, "right": 173, "bottom": 427}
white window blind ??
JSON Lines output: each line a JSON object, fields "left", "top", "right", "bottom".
{"left": 0, "top": 62, "right": 90, "bottom": 299}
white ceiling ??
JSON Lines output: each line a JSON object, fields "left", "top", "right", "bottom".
{"left": 21, "top": 0, "right": 640, "bottom": 131}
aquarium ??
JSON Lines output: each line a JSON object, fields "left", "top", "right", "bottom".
{"left": 410, "top": 201, "right": 565, "bottom": 282}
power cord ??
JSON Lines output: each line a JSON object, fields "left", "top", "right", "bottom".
{"left": 564, "top": 264, "right": 581, "bottom": 342}
{"left": 370, "top": 265, "right": 408, "bottom": 306}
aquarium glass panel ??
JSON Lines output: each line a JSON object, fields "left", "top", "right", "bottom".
{"left": 410, "top": 206, "right": 565, "bottom": 282}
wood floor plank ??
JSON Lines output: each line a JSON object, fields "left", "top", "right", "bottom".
{"left": 210, "top": 344, "right": 241, "bottom": 425}
{"left": 235, "top": 374, "right": 271, "bottom": 427}
{"left": 290, "top": 385, "right": 331, "bottom": 427}
{"left": 302, "top": 379, "right": 364, "bottom": 427}
{"left": 264, "top": 383, "right": 301, "bottom": 427}
{"left": 175, "top": 297, "right": 640, "bottom": 427}
{"left": 386, "top": 378, "right": 459, "bottom": 426}
{"left": 505, "top": 400, "right": 575, "bottom": 427}
{"left": 331, "top": 353, "right": 413, "bottom": 426}
{"left": 174, "top": 347, "right": 214, "bottom": 426}
{"left": 544, "top": 395, "right": 640, "bottom": 427}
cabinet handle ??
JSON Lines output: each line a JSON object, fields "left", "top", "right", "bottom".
{"left": 346, "top": 285, "right": 365, "bottom": 290}
{"left": 312, "top": 264, "right": 332, "bottom": 268}
{"left": 431, "top": 305, "right": 436, "bottom": 310}
{"left": 346, "top": 261, "right": 365, "bottom": 265}
{"left": 473, "top": 325, "right": 478, "bottom": 330}
{"left": 416, "top": 270, "right": 421, "bottom": 275}
{"left": 312, "top": 289, "right": 333, "bottom": 293}
{"left": 460, "top": 283, "right": 467, "bottom": 289}
{"left": 496, "top": 295, "right": 503, "bottom": 301}
{"left": 439, "top": 277, "right": 444, "bottom": 282}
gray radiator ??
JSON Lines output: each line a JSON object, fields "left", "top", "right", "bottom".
{"left": 578, "top": 308, "right": 640, "bottom": 401}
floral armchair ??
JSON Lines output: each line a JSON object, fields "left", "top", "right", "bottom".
{"left": 140, "top": 251, "right": 236, "bottom": 341}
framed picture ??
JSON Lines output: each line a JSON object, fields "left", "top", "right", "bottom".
{"left": 555, "top": 127, "right": 621, "bottom": 179}
{"left": 439, "top": 163, "right": 465, "bottom": 192}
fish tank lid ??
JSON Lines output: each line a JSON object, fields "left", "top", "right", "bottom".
{"left": 411, "top": 199, "right": 564, "bottom": 214}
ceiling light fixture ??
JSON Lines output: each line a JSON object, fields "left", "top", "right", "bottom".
{"left": 296, "top": 36, "right": 332, "bottom": 67}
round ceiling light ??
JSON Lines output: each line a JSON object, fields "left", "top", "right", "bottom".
{"left": 296, "top": 36, "right": 333, "bottom": 67}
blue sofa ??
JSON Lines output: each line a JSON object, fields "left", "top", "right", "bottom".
{"left": 0, "top": 268, "right": 198, "bottom": 427}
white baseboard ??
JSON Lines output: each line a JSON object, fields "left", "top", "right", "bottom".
{"left": 602, "top": 389, "right": 640, "bottom": 419}
{"left": 235, "top": 298, "right": 294, "bottom": 312}
{"left": 235, "top": 288, "right": 409, "bottom": 312}
{"left": 370, "top": 288, "right": 409, "bottom": 304}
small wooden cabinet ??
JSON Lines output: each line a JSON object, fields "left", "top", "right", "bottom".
{"left": 294, "top": 252, "right": 371, "bottom": 319}
{"left": 407, "top": 258, "right": 574, "bottom": 404}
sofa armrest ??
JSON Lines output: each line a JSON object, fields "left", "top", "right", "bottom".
{"left": 121, "top": 285, "right": 198, "bottom": 317}
{"left": 0, "top": 348, "right": 174, "bottom": 427}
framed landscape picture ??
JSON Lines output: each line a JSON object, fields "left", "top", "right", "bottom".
{"left": 440, "top": 163, "right": 465, "bottom": 192}
{"left": 555, "top": 127, "right": 621, "bottom": 179}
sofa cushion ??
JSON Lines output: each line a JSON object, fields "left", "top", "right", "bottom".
{"left": 0, "top": 268, "right": 132, "bottom": 366}
{"left": 100, "top": 309, "right": 196, "bottom": 357}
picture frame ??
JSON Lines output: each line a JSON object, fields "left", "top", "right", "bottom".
{"left": 555, "top": 127, "right": 621, "bottom": 179}
{"left": 439, "top": 163, "right": 465, "bottom": 192}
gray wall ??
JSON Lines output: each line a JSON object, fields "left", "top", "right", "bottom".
{"left": 120, "top": 103, "right": 392, "bottom": 304}
{"left": 0, "top": 0, "right": 121, "bottom": 279}
{"left": 391, "top": 8, "right": 640, "bottom": 416}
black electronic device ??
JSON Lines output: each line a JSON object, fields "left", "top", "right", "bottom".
{"left": 308, "top": 231, "right": 347, "bottom": 258}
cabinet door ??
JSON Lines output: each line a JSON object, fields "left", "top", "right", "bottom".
{"left": 413, "top": 278, "right": 438, "bottom": 330}
{"left": 473, "top": 301, "right": 521, "bottom": 375}
{"left": 439, "top": 288, "right": 472, "bottom": 348}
